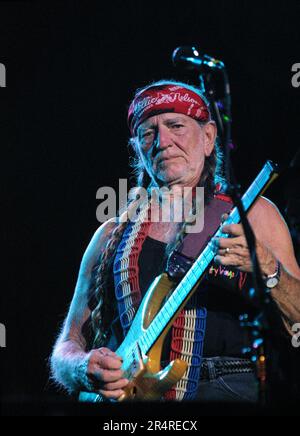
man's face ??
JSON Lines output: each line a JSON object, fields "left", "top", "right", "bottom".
{"left": 136, "top": 112, "right": 216, "bottom": 187}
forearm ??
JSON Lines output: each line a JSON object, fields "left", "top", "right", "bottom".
{"left": 271, "top": 266, "right": 300, "bottom": 329}
{"left": 240, "top": 252, "right": 299, "bottom": 325}
{"left": 50, "top": 339, "right": 89, "bottom": 393}
{"left": 217, "top": 201, "right": 300, "bottom": 331}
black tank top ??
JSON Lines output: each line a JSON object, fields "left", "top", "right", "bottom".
{"left": 138, "top": 236, "right": 255, "bottom": 357}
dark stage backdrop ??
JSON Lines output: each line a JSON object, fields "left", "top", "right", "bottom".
{"left": 1, "top": 0, "right": 299, "bottom": 406}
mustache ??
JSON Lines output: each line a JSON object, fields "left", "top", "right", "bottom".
{"left": 155, "top": 153, "right": 182, "bottom": 164}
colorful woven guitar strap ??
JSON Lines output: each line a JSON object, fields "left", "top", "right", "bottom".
{"left": 113, "top": 203, "right": 152, "bottom": 336}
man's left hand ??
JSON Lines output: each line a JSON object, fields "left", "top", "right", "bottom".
{"left": 214, "top": 223, "right": 276, "bottom": 275}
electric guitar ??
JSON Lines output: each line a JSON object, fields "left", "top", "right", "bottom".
{"left": 80, "top": 161, "right": 278, "bottom": 402}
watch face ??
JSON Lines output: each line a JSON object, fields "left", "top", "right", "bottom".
{"left": 266, "top": 277, "right": 279, "bottom": 288}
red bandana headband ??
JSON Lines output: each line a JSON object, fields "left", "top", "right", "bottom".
{"left": 128, "top": 84, "right": 210, "bottom": 136}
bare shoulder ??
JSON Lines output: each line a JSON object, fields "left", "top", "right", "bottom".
{"left": 247, "top": 196, "right": 288, "bottom": 231}
{"left": 79, "top": 218, "right": 119, "bottom": 279}
{"left": 248, "top": 196, "right": 300, "bottom": 277}
{"left": 247, "top": 195, "right": 290, "bottom": 239}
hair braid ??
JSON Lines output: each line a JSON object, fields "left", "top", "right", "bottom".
{"left": 91, "top": 220, "right": 128, "bottom": 348}
{"left": 90, "top": 194, "right": 150, "bottom": 348}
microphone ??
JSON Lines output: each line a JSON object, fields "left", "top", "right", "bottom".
{"left": 172, "top": 46, "right": 225, "bottom": 70}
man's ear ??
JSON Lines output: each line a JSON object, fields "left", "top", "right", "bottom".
{"left": 203, "top": 121, "right": 217, "bottom": 156}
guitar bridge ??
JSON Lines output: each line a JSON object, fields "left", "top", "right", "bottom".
{"left": 123, "top": 342, "right": 146, "bottom": 380}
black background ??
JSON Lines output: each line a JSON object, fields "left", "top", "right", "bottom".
{"left": 1, "top": 0, "right": 299, "bottom": 413}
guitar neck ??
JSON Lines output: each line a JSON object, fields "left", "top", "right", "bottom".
{"left": 138, "top": 160, "right": 278, "bottom": 355}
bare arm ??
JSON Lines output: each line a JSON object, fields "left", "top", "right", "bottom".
{"left": 215, "top": 197, "right": 300, "bottom": 331}
{"left": 250, "top": 198, "right": 300, "bottom": 328}
{"left": 50, "top": 219, "right": 129, "bottom": 399}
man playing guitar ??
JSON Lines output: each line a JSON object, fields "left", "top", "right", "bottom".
{"left": 50, "top": 81, "right": 300, "bottom": 403}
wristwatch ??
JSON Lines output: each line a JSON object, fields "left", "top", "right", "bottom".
{"left": 264, "top": 259, "right": 281, "bottom": 289}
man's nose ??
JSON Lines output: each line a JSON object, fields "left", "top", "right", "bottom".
{"left": 154, "top": 125, "right": 172, "bottom": 150}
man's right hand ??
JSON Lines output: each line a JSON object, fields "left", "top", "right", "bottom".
{"left": 84, "top": 347, "right": 129, "bottom": 400}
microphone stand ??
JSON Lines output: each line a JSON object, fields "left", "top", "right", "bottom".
{"left": 197, "top": 65, "right": 274, "bottom": 407}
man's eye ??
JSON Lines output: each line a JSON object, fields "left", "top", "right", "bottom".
{"left": 172, "top": 124, "right": 184, "bottom": 129}
{"left": 142, "top": 131, "right": 154, "bottom": 139}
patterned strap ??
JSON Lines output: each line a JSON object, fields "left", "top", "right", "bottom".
{"left": 165, "top": 296, "right": 207, "bottom": 401}
{"left": 113, "top": 203, "right": 151, "bottom": 336}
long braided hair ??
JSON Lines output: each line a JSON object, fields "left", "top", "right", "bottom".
{"left": 90, "top": 80, "right": 226, "bottom": 348}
